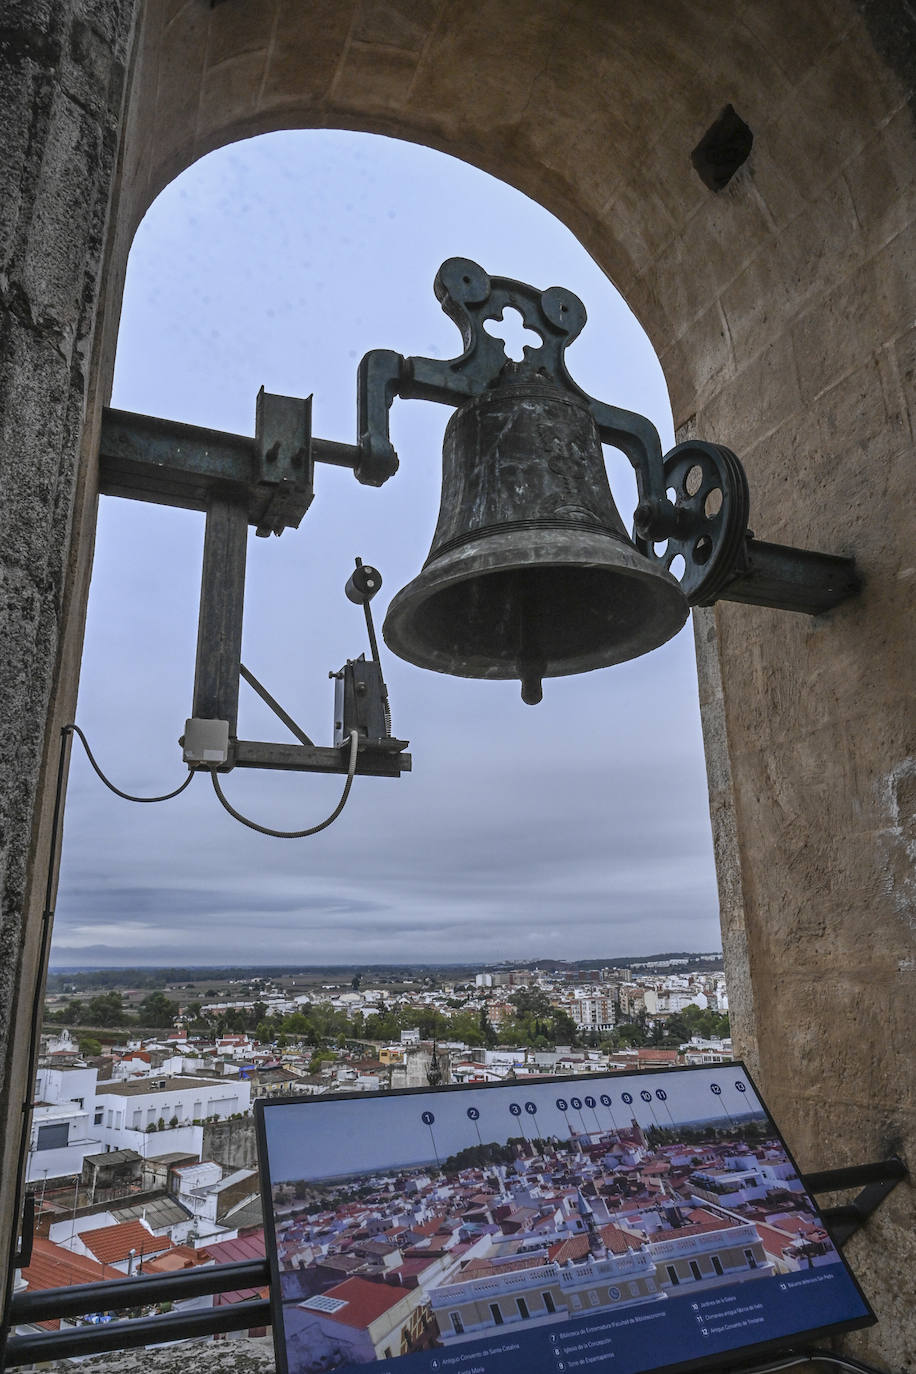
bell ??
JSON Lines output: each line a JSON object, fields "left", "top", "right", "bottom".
{"left": 383, "top": 371, "right": 688, "bottom": 704}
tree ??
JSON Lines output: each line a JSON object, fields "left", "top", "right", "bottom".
{"left": 508, "top": 988, "right": 552, "bottom": 1019}
{"left": 84, "top": 992, "right": 127, "bottom": 1027}
{"left": 137, "top": 991, "right": 178, "bottom": 1028}
{"left": 79, "top": 1035, "right": 102, "bottom": 1056}
{"left": 607, "top": 1023, "right": 647, "bottom": 1048}
{"left": 308, "top": 1050, "right": 336, "bottom": 1074}
{"left": 478, "top": 1008, "right": 497, "bottom": 1046}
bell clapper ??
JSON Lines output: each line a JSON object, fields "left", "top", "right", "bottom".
{"left": 516, "top": 572, "right": 545, "bottom": 705}
{"left": 518, "top": 663, "right": 544, "bottom": 706}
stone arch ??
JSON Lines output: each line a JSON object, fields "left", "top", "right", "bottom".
{"left": 1, "top": 2, "right": 913, "bottom": 1363}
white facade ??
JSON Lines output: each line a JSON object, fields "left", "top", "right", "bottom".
{"left": 95, "top": 1075, "right": 250, "bottom": 1139}
{"left": 28, "top": 1066, "right": 102, "bottom": 1182}
{"left": 643, "top": 988, "right": 707, "bottom": 1016}
{"left": 569, "top": 993, "right": 615, "bottom": 1033}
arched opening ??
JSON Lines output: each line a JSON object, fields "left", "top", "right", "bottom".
{"left": 59, "top": 128, "right": 718, "bottom": 971}
{"left": 2, "top": 5, "right": 912, "bottom": 1360}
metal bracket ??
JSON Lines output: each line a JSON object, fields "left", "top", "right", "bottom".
{"left": 98, "top": 394, "right": 409, "bottom": 779}
{"left": 99, "top": 389, "right": 362, "bottom": 532}
{"left": 802, "top": 1156, "right": 907, "bottom": 1247}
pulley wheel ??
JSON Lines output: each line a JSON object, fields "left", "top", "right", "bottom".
{"left": 645, "top": 442, "right": 750, "bottom": 605}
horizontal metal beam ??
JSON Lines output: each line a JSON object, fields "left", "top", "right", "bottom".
{"left": 99, "top": 407, "right": 359, "bottom": 525}
{"left": 8, "top": 1258, "right": 269, "bottom": 1323}
{"left": 802, "top": 1157, "right": 907, "bottom": 1194}
{"left": 802, "top": 1157, "right": 907, "bottom": 1249}
{"left": 231, "top": 739, "right": 411, "bottom": 776}
{"left": 713, "top": 537, "right": 861, "bottom": 615}
{"left": 5, "top": 1298, "right": 271, "bottom": 1364}
{"left": 99, "top": 408, "right": 254, "bottom": 511}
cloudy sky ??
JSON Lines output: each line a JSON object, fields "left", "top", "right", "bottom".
{"left": 51, "top": 130, "right": 719, "bottom": 968}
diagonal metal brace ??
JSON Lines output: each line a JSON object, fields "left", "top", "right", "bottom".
{"left": 802, "top": 1157, "right": 907, "bottom": 1247}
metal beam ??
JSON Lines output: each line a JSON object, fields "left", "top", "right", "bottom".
{"left": 98, "top": 406, "right": 361, "bottom": 528}
{"left": 801, "top": 1157, "right": 907, "bottom": 1248}
{"left": 192, "top": 493, "right": 249, "bottom": 737}
{"left": 8, "top": 1258, "right": 269, "bottom": 1323}
{"left": 713, "top": 538, "right": 862, "bottom": 615}
{"left": 5, "top": 1299, "right": 271, "bottom": 1364}
{"left": 232, "top": 739, "right": 411, "bottom": 776}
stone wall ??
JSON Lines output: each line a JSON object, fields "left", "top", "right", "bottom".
{"left": 0, "top": 2, "right": 913, "bottom": 1365}
{"left": 0, "top": 0, "right": 138, "bottom": 1311}
{"left": 202, "top": 1114, "right": 258, "bottom": 1173}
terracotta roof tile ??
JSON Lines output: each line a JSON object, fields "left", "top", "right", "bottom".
{"left": 21, "top": 1237, "right": 123, "bottom": 1293}
{"left": 199, "top": 1231, "right": 265, "bottom": 1264}
{"left": 143, "top": 1245, "right": 202, "bottom": 1273}
{"left": 548, "top": 1235, "right": 590, "bottom": 1263}
{"left": 81, "top": 1220, "right": 171, "bottom": 1266}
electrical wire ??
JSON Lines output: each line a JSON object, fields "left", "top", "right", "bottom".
{"left": 209, "top": 729, "right": 359, "bottom": 837}
{"left": 803, "top": 1351, "right": 895, "bottom": 1374}
{"left": 719, "top": 1352, "right": 894, "bottom": 1374}
{"left": 66, "top": 724, "right": 195, "bottom": 802}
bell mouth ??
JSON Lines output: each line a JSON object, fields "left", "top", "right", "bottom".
{"left": 383, "top": 528, "right": 689, "bottom": 684}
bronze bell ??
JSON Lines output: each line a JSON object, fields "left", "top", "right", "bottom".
{"left": 383, "top": 370, "right": 688, "bottom": 704}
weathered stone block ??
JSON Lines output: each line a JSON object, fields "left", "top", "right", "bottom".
{"left": 697, "top": 336, "right": 802, "bottom": 450}
{"left": 659, "top": 300, "right": 734, "bottom": 414}
{"left": 17, "top": 96, "right": 106, "bottom": 330}
{"left": 261, "top": 0, "right": 354, "bottom": 108}
{"left": 333, "top": 38, "right": 422, "bottom": 113}
{"left": 352, "top": 0, "right": 442, "bottom": 53}
{"left": 204, "top": 0, "right": 273, "bottom": 69}
{"left": 198, "top": 50, "right": 268, "bottom": 143}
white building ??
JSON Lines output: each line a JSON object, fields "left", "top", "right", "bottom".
{"left": 86, "top": 1075, "right": 250, "bottom": 1161}
{"left": 568, "top": 993, "right": 615, "bottom": 1033}
{"left": 28, "top": 1066, "right": 101, "bottom": 1183}
{"left": 681, "top": 1036, "right": 733, "bottom": 1065}
{"left": 643, "top": 988, "right": 707, "bottom": 1016}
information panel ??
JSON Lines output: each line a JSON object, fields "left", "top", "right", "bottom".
{"left": 256, "top": 1065, "right": 873, "bottom": 1374}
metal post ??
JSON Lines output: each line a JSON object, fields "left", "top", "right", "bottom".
{"left": 192, "top": 493, "right": 249, "bottom": 738}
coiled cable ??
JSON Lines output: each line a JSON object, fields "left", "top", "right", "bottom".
{"left": 209, "top": 729, "right": 359, "bottom": 837}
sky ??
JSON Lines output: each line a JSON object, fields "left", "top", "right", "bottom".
{"left": 262, "top": 1068, "right": 762, "bottom": 1182}
{"left": 51, "top": 130, "right": 720, "bottom": 968}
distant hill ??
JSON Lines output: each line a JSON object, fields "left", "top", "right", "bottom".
{"left": 46, "top": 952, "right": 723, "bottom": 993}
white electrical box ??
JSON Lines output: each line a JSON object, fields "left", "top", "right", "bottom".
{"left": 182, "top": 718, "right": 230, "bottom": 765}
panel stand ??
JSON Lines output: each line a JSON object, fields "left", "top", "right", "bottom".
{"left": 801, "top": 1156, "right": 907, "bottom": 1248}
